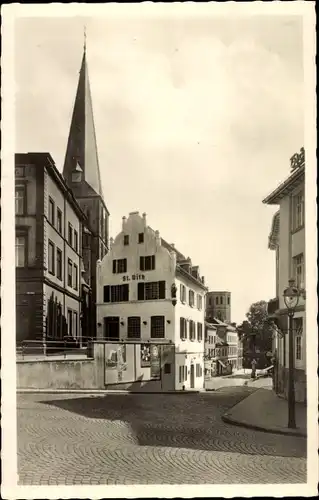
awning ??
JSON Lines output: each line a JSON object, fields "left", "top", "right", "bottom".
{"left": 218, "top": 359, "right": 227, "bottom": 369}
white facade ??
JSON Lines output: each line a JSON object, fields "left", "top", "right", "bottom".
{"left": 96, "top": 211, "right": 207, "bottom": 391}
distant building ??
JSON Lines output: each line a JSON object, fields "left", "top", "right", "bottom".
{"left": 263, "top": 147, "right": 306, "bottom": 403}
{"left": 15, "top": 152, "right": 90, "bottom": 343}
{"left": 204, "top": 319, "right": 239, "bottom": 377}
{"left": 96, "top": 211, "right": 207, "bottom": 391}
{"left": 206, "top": 291, "right": 231, "bottom": 323}
{"left": 62, "top": 44, "right": 109, "bottom": 337}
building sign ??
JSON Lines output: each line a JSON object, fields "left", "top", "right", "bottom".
{"left": 140, "top": 344, "right": 151, "bottom": 367}
{"left": 150, "top": 345, "right": 161, "bottom": 379}
{"left": 122, "top": 274, "right": 145, "bottom": 282}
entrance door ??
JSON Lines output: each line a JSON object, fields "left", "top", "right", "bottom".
{"left": 190, "top": 364, "right": 195, "bottom": 389}
{"left": 104, "top": 317, "right": 120, "bottom": 340}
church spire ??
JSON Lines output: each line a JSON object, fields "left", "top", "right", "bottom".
{"left": 63, "top": 38, "right": 103, "bottom": 197}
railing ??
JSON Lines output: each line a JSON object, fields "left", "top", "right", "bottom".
{"left": 16, "top": 336, "right": 94, "bottom": 360}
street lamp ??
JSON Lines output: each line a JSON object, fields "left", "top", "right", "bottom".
{"left": 283, "top": 278, "right": 300, "bottom": 429}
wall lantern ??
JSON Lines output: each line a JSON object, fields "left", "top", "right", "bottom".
{"left": 171, "top": 283, "right": 177, "bottom": 307}
{"left": 97, "top": 322, "right": 102, "bottom": 327}
{"left": 167, "top": 320, "right": 171, "bottom": 324}
{"left": 120, "top": 321, "right": 125, "bottom": 326}
{"left": 143, "top": 321, "right": 148, "bottom": 325}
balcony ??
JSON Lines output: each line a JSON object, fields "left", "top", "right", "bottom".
{"left": 267, "top": 297, "right": 279, "bottom": 316}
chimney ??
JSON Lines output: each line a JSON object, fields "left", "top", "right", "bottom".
{"left": 155, "top": 230, "right": 161, "bottom": 246}
{"left": 142, "top": 212, "right": 147, "bottom": 227}
{"left": 201, "top": 276, "right": 205, "bottom": 285}
{"left": 122, "top": 216, "right": 127, "bottom": 230}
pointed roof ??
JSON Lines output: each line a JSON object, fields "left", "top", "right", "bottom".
{"left": 63, "top": 47, "right": 103, "bottom": 197}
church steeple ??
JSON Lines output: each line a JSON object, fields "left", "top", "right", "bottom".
{"left": 63, "top": 41, "right": 103, "bottom": 197}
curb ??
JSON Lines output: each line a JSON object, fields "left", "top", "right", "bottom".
{"left": 221, "top": 413, "right": 307, "bottom": 438}
{"left": 17, "top": 389, "right": 201, "bottom": 395}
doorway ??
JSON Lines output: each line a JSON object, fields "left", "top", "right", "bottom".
{"left": 104, "top": 317, "right": 120, "bottom": 340}
{"left": 190, "top": 364, "right": 195, "bottom": 389}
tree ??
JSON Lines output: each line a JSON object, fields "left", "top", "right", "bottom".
{"left": 238, "top": 300, "right": 273, "bottom": 353}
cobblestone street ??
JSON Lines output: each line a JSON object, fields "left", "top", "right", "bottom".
{"left": 17, "top": 387, "right": 307, "bottom": 485}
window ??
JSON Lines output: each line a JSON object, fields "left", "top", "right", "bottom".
{"left": 68, "top": 223, "right": 73, "bottom": 246}
{"left": 103, "top": 284, "right": 129, "bottom": 303}
{"left": 74, "top": 230, "right": 78, "bottom": 252}
{"left": 73, "top": 311, "right": 78, "bottom": 338}
{"left": 73, "top": 263, "right": 78, "bottom": 290}
{"left": 67, "top": 259, "right": 73, "bottom": 287}
{"left": 296, "top": 336, "right": 302, "bottom": 361}
{"left": 112, "top": 259, "right": 127, "bottom": 274}
{"left": 15, "top": 235, "right": 26, "bottom": 267}
{"left": 127, "top": 317, "right": 141, "bottom": 339}
{"left": 180, "top": 317, "right": 187, "bottom": 340}
{"left": 138, "top": 233, "right": 144, "bottom": 243}
{"left": 138, "top": 281, "right": 165, "bottom": 300}
{"left": 197, "top": 322, "right": 203, "bottom": 342}
{"left": 124, "top": 234, "right": 129, "bottom": 246}
{"left": 293, "top": 254, "right": 304, "bottom": 287}
{"left": 197, "top": 294, "right": 203, "bottom": 310}
{"left": 189, "top": 290, "right": 195, "bottom": 307}
{"left": 196, "top": 364, "right": 203, "bottom": 378}
{"left": 164, "top": 363, "right": 171, "bottom": 374}
{"left": 216, "top": 297, "right": 219, "bottom": 305}
{"left": 189, "top": 320, "right": 196, "bottom": 341}
{"left": 48, "top": 197, "right": 55, "bottom": 225}
{"left": 227, "top": 296, "right": 230, "bottom": 305}
{"left": 150, "top": 316, "right": 165, "bottom": 338}
{"left": 140, "top": 255, "right": 155, "bottom": 271}
{"left": 293, "top": 191, "right": 304, "bottom": 230}
{"left": 48, "top": 240, "right": 55, "bottom": 275}
{"left": 57, "top": 248, "right": 62, "bottom": 280}
{"left": 57, "top": 208, "right": 62, "bottom": 234}
{"left": 179, "top": 365, "right": 187, "bottom": 383}
{"left": 180, "top": 284, "right": 186, "bottom": 303}
{"left": 220, "top": 296, "right": 223, "bottom": 305}
{"left": 67, "top": 309, "right": 73, "bottom": 336}
{"left": 15, "top": 186, "right": 25, "bottom": 215}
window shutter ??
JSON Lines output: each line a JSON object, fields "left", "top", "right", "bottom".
{"left": 159, "top": 280, "right": 165, "bottom": 299}
{"left": 124, "top": 259, "right": 127, "bottom": 273}
{"left": 180, "top": 284, "right": 182, "bottom": 301}
{"left": 180, "top": 317, "right": 183, "bottom": 339}
{"left": 123, "top": 284, "right": 129, "bottom": 301}
{"left": 112, "top": 260, "right": 116, "bottom": 273}
{"left": 104, "top": 285, "right": 110, "bottom": 303}
{"left": 138, "top": 282, "right": 145, "bottom": 300}
{"left": 140, "top": 256, "right": 144, "bottom": 271}
{"left": 151, "top": 255, "right": 155, "bottom": 270}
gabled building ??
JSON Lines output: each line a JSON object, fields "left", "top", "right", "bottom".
{"left": 263, "top": 147, "right": 306, "bottom": 403}
{"left": 96, "top": 211, "right": 207, "bottom": 391}
{"left": 62, "top": 44, "right": 109, "bottom": 338}
{"left": 15, "top": 152, "right": 90, "bottom": 343}
{"left": 204, "top": 319, "right": 240, "bottom": 377}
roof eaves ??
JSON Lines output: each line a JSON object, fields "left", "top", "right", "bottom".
{"left": 262, "top": 166, "right": 305, "bottom": 205}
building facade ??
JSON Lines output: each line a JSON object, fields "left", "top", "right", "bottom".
{"left": 204, "top": 319, "right": 239, "bottom": 377}
{"left": 62, "top": 45, "right": 109, "bottom": 338}
{"left": 206, "top": 291, "right": 231, "bottom": 323}
{"left": 96, "top": 211, "right": 207, "bottom": 391}
{"left": 263, "top": 147, "right": 306, "bottom": 403}
{"left": 15, "top": 152, "right": 90, "bottom": 343}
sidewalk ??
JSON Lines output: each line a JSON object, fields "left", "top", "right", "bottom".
{"left": 222, "top": 387, "right": 307, "bottom": 437}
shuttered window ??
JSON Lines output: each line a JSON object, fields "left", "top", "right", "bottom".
{"left": 137, "top": 281, "right": 165, "bottom": 300}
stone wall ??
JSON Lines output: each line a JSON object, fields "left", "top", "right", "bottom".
{"left": 275, "top": 365, "right": 307, "bottom": 404}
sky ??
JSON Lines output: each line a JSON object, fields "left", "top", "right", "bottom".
{"left": 14, "top": 13, "right": 304, "bottom": 324}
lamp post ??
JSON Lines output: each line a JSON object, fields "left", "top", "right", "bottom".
{"left": 283, "top": 278, "right": 300, "bottom": 429}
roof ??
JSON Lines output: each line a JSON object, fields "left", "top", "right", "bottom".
{"left": 205, "top": 319, "right": 236, "bottom": 331}
{"left": 262, "top": 164, "right": 305, "bottom": 205}
{"left": 63, "top": 48, "right": 104, "bottom": 198}
{"left": 15, "top": 152, "right": 89, "bottom": 222}
{"left": 268, "top": 210, "right": 280, "bottom": 250}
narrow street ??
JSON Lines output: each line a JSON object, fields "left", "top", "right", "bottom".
{"left": 17, "top": 387, "right": 306, "bottom": 485}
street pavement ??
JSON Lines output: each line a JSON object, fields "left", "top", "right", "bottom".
{"left": 17, "top": 387, "right": 307, "bottom": 485}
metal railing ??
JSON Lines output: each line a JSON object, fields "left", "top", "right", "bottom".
{"left": 16, "top": 336, "right": 94, "bottom": 360}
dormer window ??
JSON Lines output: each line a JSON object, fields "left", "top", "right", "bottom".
{"left": 72, "top": 162, "right": 83, "bottom": 183}
{"left": 138, "top": 232, "right": 144, "bottom": 244}
{"left": 124, "top": 235, "right": 129, "bottom": 246}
